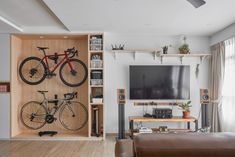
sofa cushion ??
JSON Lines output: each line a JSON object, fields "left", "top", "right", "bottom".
{"left": 115, "top": 139, "right": 134, "bottom": 157}
{"left": 134, "top": 133, "right": 235, "bottom": 157}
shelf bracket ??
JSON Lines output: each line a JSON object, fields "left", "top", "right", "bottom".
{"left": 113, "top": 51, "right": 117, "bottom": 60}
{"left": 200, "top": 56, "right": 203, "bottom": 64}
{"left": 199, "top": 55, "right": 210, "bottom": 64}
{"left": 153, "top": 51, "right": 156, "bottom": 60}
{"left": 133, "top": 51, "right": 136, "bottom": 60}
{"left": 180, "top": 56, "right": 183, "bottom": 64}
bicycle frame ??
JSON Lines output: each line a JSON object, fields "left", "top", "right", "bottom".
{"left": 40, "top": 50, "right": 74, "bottom": 73}
{"left": 40, "top": 93, "right": 75, "bottom": 117}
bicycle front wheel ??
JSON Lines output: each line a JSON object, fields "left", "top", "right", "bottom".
{"left": 19, "top": 56, "right": 46, "bottom": 85}
{"left": 59, "top": 59, "right": 88, "bottom": 87}
{"left": 20, "top": 101, "right": 47, "bottom": 130}
{"left": 59, "top": 101, "right": 88, "bottom": 131}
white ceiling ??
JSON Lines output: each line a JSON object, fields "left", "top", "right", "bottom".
{"left": 1, "top": 0, "right": 235, "bottom": 36}
{"left": 0, "top": 0, "right": 65, "bottom": 33}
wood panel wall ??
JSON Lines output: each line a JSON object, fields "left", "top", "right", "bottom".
{"left": 11, "top": 35, "right": 89, "bottom": 137}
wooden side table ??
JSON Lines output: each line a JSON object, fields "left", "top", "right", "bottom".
{"left": 129, "top": 116, "right": 198, "bottom": 137}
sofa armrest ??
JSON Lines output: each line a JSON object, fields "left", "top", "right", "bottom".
{"left": 115, "top": 139, "right": 134, "bottom": 157}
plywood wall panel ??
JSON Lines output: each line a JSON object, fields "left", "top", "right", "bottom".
{"left": 11, "top": 36, "right": 89, "bottom": 137}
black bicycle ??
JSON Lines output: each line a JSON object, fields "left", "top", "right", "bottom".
{"left": 20, "top": 91, "right": 88, "bottom": 131}
{"left": 19, "top": 47, "right": 88, "bottom": 87}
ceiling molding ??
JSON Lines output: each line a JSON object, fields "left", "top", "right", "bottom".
{"left": 0, "top": 15, "right": 23, "bottom": 32}
{"left": 41, "top": 0, "right": 70, "bottom": 31}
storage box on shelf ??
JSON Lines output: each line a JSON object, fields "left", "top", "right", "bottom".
{"left": 88, "top": 34, "right": 104, "bottom": 138}
{"left": 90, "top": 35, "right": 103, "bottom": 51}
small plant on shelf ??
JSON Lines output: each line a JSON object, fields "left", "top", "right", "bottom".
{"left": 162, "top": 45, "right": 172, "bottom": 54}
{"left": 179, "top": 36, "right": 190, "bottom": 54}
{"left": 179, "top": 43, "right": 190, "bottom": 54}
{"left": 178, "top": 101, "right": 192, "bottom": 119}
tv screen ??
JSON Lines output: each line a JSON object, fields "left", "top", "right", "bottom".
{"left": 130, "top": 65, "right": 190, "bottom": 100}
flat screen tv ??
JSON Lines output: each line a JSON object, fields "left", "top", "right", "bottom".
{"left": 130, "top": 65, "right": 190, "bottom": 100}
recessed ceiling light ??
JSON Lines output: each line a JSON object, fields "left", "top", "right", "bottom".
{"left": 144, "top": 24, "right": 152, "bottom": 26}
{"left": 39, "top": 36, "right": 44, "bottom": 39}
{"left": 0, "top": 15, "right": 23, "bottom": 32}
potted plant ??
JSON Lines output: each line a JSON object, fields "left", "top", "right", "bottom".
{"left": 179, "top": 43, "right": 190, "bottom": 54}
{"left": 179, "top": 36, "right": 190, "bottom": 54}
{"left": 178, "top": 101, "right": 192, "bottom": 118}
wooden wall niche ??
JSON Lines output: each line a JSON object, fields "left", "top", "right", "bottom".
{"left": 11, "top": 34, "right": 89, "bottom": 139}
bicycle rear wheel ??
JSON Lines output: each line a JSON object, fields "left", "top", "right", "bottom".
{"left": 59, "top": 101, "right": 88, "bottom": 131}
{"left": 20, "top": 101, "right": 47, "bottom": 130}
{"left": 19, "top": 56, "right": 46, "bottom": 85}
{"left": 59, "top": 59, "right": 88, "bottom": 87}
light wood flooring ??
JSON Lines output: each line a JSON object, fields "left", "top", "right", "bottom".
{"left": 0, "top": 136, "right": 116, "bottom": 157}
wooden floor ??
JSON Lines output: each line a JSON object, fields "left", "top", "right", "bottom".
{"left": 0, "top": 135, "right": 116, "bottom": 157}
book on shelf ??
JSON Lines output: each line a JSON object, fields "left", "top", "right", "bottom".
{"left": 139, "top": 127, "right": 153, "bottom": 134}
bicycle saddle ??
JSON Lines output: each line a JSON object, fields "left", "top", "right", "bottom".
{"left": 37, "top": 90, "right": 48, "bottom": 94}
{"left": 37, "top": 47, "right": 49, "bottom": 51}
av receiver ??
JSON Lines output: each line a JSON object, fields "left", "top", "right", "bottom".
{"left": 152, "top": 108, "right": 172, "bottom": 119}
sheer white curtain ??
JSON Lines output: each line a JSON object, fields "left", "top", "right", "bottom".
{"left": 221, "top": 37, "right": 235, "bottom": 131}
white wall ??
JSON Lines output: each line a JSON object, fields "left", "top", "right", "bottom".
{"left": 0, "top": 34, "right": 10, "bottom": 139}
{"left": 211, "top": 23, "right": 235, "bottom": 45}
{"left": 104, "top": 33, "right": 211, "bottom": 133}
{"left": 0, "top": 34, "right": 10, "bottom": 81}
{"left": 0, "top": 94, "right": 10, "bottom": 139}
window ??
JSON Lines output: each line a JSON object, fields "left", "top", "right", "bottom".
{"left": 222, "top": 37, "right": 235, "bottom": 131}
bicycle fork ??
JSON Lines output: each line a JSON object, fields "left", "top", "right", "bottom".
{"left": 65, "top": 103, "right": 76, "bottom": 117}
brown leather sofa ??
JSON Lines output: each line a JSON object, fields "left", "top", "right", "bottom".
{"left": 115, "top": 133, "right": 235, "bottom": 157}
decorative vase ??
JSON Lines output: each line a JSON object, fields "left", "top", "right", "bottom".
{"left": 183, "top": 111, "right": 190, "bottom": 119}
{"left": 162, "top": 47, "right": 168, "bottom": 54}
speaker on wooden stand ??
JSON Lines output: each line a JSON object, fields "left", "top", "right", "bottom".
{"left": 117, "top": 89, "right": 126, "bottom": 139}
{"left": 200, "top": 89, "right": 210, "bottom": 128}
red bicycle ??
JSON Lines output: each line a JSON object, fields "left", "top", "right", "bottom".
{"left": 19, "top": 47, "right": 88, "bottom": 87}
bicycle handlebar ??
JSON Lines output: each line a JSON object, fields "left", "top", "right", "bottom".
{"left": 66, "top": 47, "right": 78, "bottom": 58}
{"left": 64, "top": 92, "right": 78, "bottom": 100}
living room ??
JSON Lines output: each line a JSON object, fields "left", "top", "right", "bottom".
{"left": 1, "top": 0, "right": 235, "bottom": 157}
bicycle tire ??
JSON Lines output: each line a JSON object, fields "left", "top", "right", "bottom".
{"left": 19, "top": 56, "right": 46, "bottom": 85}
{"left": 59, "top": 101, "right": 88, "bottom": 131}
{"left": 20, "top": 101, "right": 47, "bottom": 130}
{"left": 59, "top": 58, "right": 88, "bottom": 87}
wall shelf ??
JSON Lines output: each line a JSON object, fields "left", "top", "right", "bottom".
{"left": 111, "top": 50, "right": 211, "bottom": 64}
{"left": 89, "top": 34, "right": 105, "bottom": 139}
{"left": 111, "top": 49, "right": 158, "bottom": 60}
{"left": 90, "top": 103, "right": 104, "bottom": 105}
{"left": 90, "top": 68, "right": 103, "bottom": 70}
{"left": 90, "top": 85, "right": 103, "bottom": 88}
{"left": 90, "top": 50, "right": 103, "bottom": 53}
{"left": 159, "top": 53, "right": 211, "bottom": 64}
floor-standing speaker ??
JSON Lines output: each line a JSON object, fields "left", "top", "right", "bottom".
{"left": 200, "top": 89, "right": 210, "bottom": 128}
{"left": 117, "top": 89, "right": 126, "bottom": 139}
